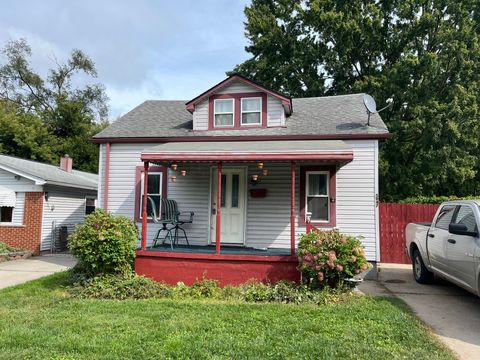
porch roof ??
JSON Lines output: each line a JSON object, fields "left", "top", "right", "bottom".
{"left": 141, "top": 140, "right": 353, "bottom": 162}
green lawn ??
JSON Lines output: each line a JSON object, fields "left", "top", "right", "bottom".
{"left": 0, "top": 273, "right": 453, "bottom": 360}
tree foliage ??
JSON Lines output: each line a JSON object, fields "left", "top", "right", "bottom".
{"left": 233, "top": 0, "right": 480, "bottom": 199}
{"left": 0, "top": 39, "right": 108, "bottom": 172}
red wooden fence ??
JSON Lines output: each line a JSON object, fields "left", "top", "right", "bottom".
{"left": 379, "top": 203, "right": 439, "bottom": 264}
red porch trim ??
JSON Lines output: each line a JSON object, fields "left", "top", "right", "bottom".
{"left": 290, "top": 161, "right": 296, "bottom": 256}
{"left": 141, "top": 152, "right": 354, "bottom": 162}
{"left": 91, "top": 133, "right": 392, "bottom": 144}
{"left": 134, "top": 165, "right": 168, "bottom": 222}
{"left": 208, "top": 92, "right": 268, "bottom": 130}
{"left": 135, "top": 250, "right": 300, "bottom": 286}
{"left": 185, "top": 74, "right": 291, "bottom": 113}
{"left": 103, "top": 142, "right": 110, "bottom": 211}
{"left": 136, "top": 250, "right": 297, "bottom": 262}
{"left": 299, "top": 165, "right": 337, "bottom": 227}
{"left": 215, "top": 162, "right": 222, "bottom": 254}
{"left": 141, "top": 161, "right": 149, "bottom": 250}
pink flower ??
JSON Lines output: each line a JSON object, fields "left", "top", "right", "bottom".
{"left": 336, "top": 264, "right": 344, "bottom": 272}
{"left": 361, "top": 263, "right": 368, "bottom": 271}
{"left": 355, "top": 269, "right": 361, "bottom": 274}
{"left": 317, "top": 272, "right": 324, "bottom": 282}
{"left": 315, "top": 265, "right": 321, "bottom": 271}
{"left": 327, "top": 260, "right": 335, "bottom": 269}
{"left": 316, "top": 239, "right": 322, "bottom": 245}
{"left": 350, "top": 256, "right": 357, "bottom": 263}
{"left": 328, "top": 251, "right": 337, "bottom": 261}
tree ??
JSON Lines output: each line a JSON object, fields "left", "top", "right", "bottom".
{"left": 233, "top": 0, "right": 480, "bottom": 199}
{"left": 0, "top": 38, "right": 109, "bottom": 172}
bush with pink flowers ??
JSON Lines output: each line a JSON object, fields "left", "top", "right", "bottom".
{"left": 297, "top": 229, "right": 370, "bottom": 288}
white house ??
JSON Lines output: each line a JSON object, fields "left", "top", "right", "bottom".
{"left": 92, "top": 74, "right": 390, "bottom": 285}
{"left": 0, "top": 154, "right": 97, "bottom": 253}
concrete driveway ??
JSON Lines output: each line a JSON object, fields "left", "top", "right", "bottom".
{"left": 360, "top": 263, "right": 480, "bottom": 360}
{"left": 0, "top": 254, "right": 77, "bottom": 290}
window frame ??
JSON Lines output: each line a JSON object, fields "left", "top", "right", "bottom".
{"left": 240, "top": 97, "right": 262, "bottom": 126}
{"left": 434, "top": 204, "right": 457, "bottom": 231}
{"left": 213, "top": 98, "right": 235, "bottom": 128}
{"left": 0, "top": 206, "right": 14, "bottom": 223}
{"left": 134, "top": 166, "right": 168, "bottom": 222}
{"left": 84, "top": 197, "right": 96, "bottom": 216}
{"left": 305, "top": 171, "right": 330, "bottom": 223}
{"left": 300, "top": 165, "right": 336, "bottom": 227}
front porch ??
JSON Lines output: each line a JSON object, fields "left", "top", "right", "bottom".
{"left": 135, "top": 140, "right": 354, "bottom": 285}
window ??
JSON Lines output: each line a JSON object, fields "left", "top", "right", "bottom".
{"left": 0, "top": 207, "right": 13, "bottom": 223}
{"left": 241, "top": 97, "right": 261, "bottom": 125}
{"left": 85, "top": 198, "right": 96, "bottom": 215}
{"left": 306, "top": 172, "right": 329, "bottom": 222}
{"left": 134, "top": 166, "right": 167, "bottom": 222}
{"left": 214, "top": 99, "right": 234, "bottom": 127}
{"left": 435, "top": 205, "right": 456, "bottom": 230}
{"left": 300, "top": 166, "right": 336, "bottom": 227}
{"left": 452, "top": 205, "right": 477, "bottom": 233}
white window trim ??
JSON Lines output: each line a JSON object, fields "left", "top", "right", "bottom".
{"left": 305, "top": 171, "right": 330, "bottom": 222}
{"left": 213, "top": 98, "right": 235, "bottom": 128}
{"left": 240, "top": 97, "right": 262, "bottom": 126}
{"left": 139, "top": 171, "right": 163, "bottom": 219}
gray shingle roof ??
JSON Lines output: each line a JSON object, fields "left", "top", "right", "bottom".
{"left": 93, "top": 93, "right": 388, "bottom": 139}
{"left": 0, "top": 154, "right": 98, "bottom": 190}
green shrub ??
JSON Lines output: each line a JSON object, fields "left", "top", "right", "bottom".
{"left": 396, "top": 195, "right": 480, "bottom": 204}
{"left": 69, "top": 273, "right": 170, "bottom": 300}
{"left": 297, "top": 229, "right": 370, "bottom": 288}
{"left": 68, "top": 274, "right": 351, "bottom": 305}
{"left": 68, "top": 209, "right": 138, "bottom": 276}
{"left": 0, "top": 242, "right": 18, "bottom": 253}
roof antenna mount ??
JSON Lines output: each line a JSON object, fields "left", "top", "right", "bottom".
{"left": 363, "top": 94, "right": 393, "bottom": 126}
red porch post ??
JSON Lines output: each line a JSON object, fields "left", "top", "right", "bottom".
{"left": 215, "top": 162, "right": 222, "bottom": 254}
{"left": 141, "top": 161, "right": 149, "bottom": 250}
{"left": 290, "top": 161, "right": 296, "bottom": 256}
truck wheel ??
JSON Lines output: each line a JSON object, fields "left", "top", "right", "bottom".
{"left": 412, "top": 249, "right": 433, "bottom": 284}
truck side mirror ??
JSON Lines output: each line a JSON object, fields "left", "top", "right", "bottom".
{"left": 449, "top": 223, "right": 478, "bottom": 237}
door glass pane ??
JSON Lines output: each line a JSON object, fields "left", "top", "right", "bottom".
{"left": 147, "top": 174, "right": 161, "bottom": 194}
{"left": 308, "top": 174, "right": 327, "bottom": 195}
{"left": 453, "top": 205, "right": 477, "bottom": 232}
{"left": 435, "top": 205, "right": 456, "bottom": 230}
{"left": 231, "top": 174, "right": 239, "bottom": 208}
{"left": 307, "top": 197, "right": 328, "bottom": 221}
{"left": 220, "top": 175, "right": 226, "bottom": 207}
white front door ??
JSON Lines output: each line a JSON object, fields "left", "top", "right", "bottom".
{"left": 210, "top": 168, "right": 246, "bottom": 244}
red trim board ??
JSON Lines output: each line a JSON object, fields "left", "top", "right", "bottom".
{"left": 91, "top": 133, "right": 392, "bottom": 144}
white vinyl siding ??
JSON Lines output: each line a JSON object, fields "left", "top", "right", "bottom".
{"left": 10, "top": 192, "right": 25, "bottom": 225}
{"left": 41, "top": 186, "right": 97, "bottom": 251}
{"left": 102, "top": 140, "right": 379, "bottom": 260}
{"left": 97, "top": 143, "right": 106, "bottom": 209}
{"left": 267, "top": 94, "right": 284, "bottom": 127}
{"left": 215, "top": 81, "right": 256, "bottom": 94}
{"left": 192, "top": 100, "right": 208, "bottom": 130}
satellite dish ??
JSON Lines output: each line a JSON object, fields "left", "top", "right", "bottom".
{"left": 363, "top": 94, "right": 393, "bottom": 126}
{"left": 363, "top": 94, "right": 377, "bottom": 114}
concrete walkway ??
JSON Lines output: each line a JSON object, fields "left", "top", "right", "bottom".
{"left": 359, "top": 263, "right": 480, "bottom": 360}
{"left": 0, "top": 254, "right": 77, "bottom": 290}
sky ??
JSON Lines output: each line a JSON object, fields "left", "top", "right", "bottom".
{"left": 0, "top": 0, "right": 251, "bottom": 118}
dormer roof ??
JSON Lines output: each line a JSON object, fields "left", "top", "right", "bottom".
{"left": 185, "top": 73, "right": 292, "bottom": 115}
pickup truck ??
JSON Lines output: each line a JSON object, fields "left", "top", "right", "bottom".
{"left": 406, "top": 200, "right": 480, "bottom": 296}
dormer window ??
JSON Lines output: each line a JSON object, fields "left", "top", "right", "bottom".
{"left": 214, "top": 99, "right": 234, "bottom": 127}
{"left": 241, "top": 97, "right": 261, "bottom": 125}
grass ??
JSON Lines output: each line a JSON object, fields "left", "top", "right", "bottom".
{"left": 0, "top": 273, "right": 453, "bottom": 360}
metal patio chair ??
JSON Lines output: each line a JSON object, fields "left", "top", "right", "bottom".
{"left": 148, "top": 197, "right": 194, "bottom": 249}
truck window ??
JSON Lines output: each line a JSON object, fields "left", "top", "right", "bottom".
{"left": 452, "top": 205, "right": 477, "bottom": 233}
{"left": 435, "top": 205, "right": 456, "bottom": 230}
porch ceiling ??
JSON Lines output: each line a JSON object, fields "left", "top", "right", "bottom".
{"left": 140, "top": 140, "right": 353, "bottom": 162}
